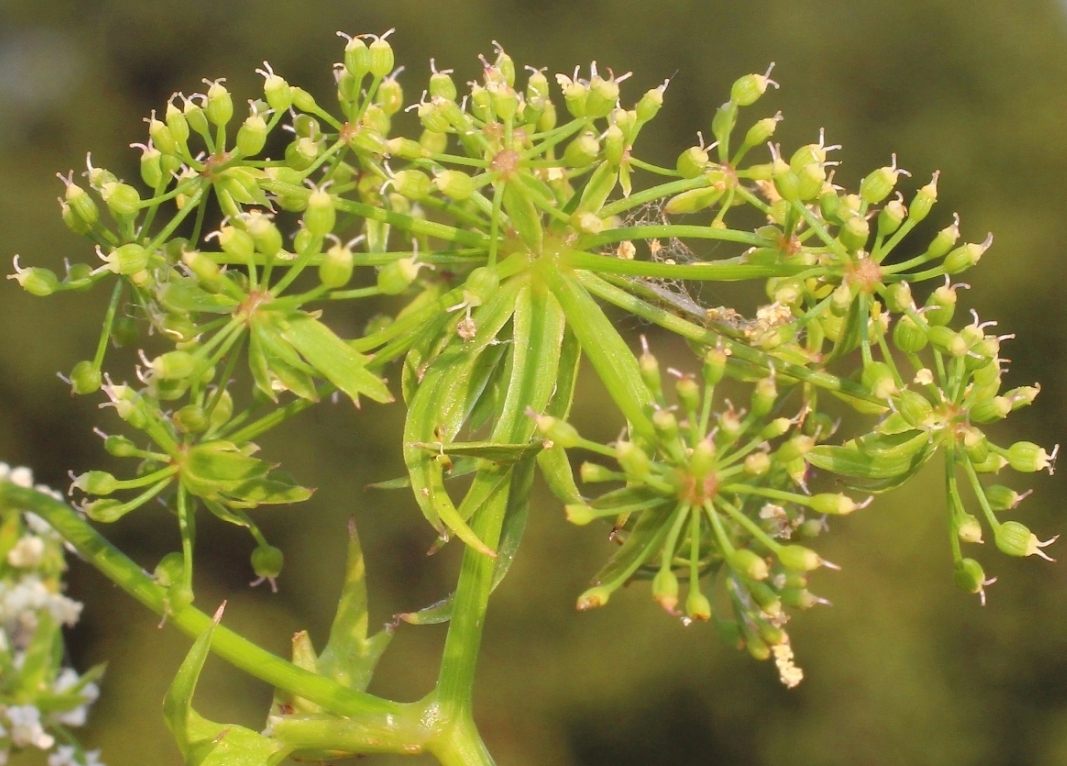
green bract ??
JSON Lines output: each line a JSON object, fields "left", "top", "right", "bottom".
{"left": 1, "top": 29, "right": 1058, "bottom": 765}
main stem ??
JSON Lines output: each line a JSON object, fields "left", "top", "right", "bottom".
{"left": 0, "top": 484, "right": 402, "bottom": 719}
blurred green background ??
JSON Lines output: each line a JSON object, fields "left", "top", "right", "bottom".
{"left": 3, "top": 1, "right": 1067, "bottom": 764}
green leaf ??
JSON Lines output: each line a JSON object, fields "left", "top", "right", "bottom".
{"left": 589, "top": 504, "right": 674, "bottom": 589}
{"left": 544, "top": 267, "right": 656, "bottom": 441}
{"left": 808, "top": 433, "right": 937, "bottom": 493}
{"left": 316, "top": 519, "right": 393, "bottom": 693}
{"left": 164, "top": 606, "right": 289, "bottom": 766}
{"left": 279, "top": 310, "right": 393, "bottom": 404}
{"left": 400, "top": 458, "right": 535, "bottom": 626}
{"left": 251, "top": 316, "right": 320, "bottom": 402}
{"left": 158, "top": 278, "right": 241, "bottom": 314}
{"left": 225, "top": 472, "right": 314, "bottom": 506}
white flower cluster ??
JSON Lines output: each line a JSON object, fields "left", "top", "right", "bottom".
{"left": 0, "top": 464, "right": 104, "bottom": 766}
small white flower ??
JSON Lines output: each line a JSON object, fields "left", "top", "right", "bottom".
{"left": 48, "top": 745, "right": 78, "bottom": 766}
{"left": 6, "top": 704, "right": 54, "bottom": 749}
{"left": 7, "top": 536, "right": 45, "bottom": 568}
{"left": 9, "top": 467, "right": 34, "bottom": 488}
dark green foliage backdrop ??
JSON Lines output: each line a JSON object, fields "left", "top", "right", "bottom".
{"left": 2, "top": 2, "right": 1066, "bottom": 763}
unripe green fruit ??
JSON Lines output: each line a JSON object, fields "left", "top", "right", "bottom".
{"left": 535, "top": 415, "right": 580, "bottom": 448}
{"left": 750, "top": 377, "right": 777, "bottom": 418}
{"left": 10, "top": 266, "right": 59, "bottom": 296}
{"left": 304, "top": 189, "right": 336, "bottom": 236}
{"left": 652, "top": 568, "right": 679, "bottom": 612}
{"left": 956, "top": 512, "right": 984, "bottom": 543}
{"left": 377, "top": 258, "right": 421, "bottom": 295}
{"left": 730, "top": 548, "right": 769, "bottom": 580}
{"left": 839, "top": 215, "right": 870, "bottom": 252}
{"left": 237, "top": 112, "right": 268, "bottom": 156}
{"left": 564, "top": 504, "right": 597, "bottom": 526}
{"left": 689, "top": 439, "right": 716, "bottom": 479}
{"left": 615, "top": 442, "right": 650, "bottom": 480}
{"left": 731, "top": 69, "right": 774, "bottom": 106}
{"left": 859, "top": 163, "right": 900, "bottom": 205}
{"left": 154, "top": 552, "right": 186, "bottom": 588}
{"left": 953, "top": 558, "right": 986, "bottom": 594}
{"left": 392, "top": 169, "right": 432, "bottom": 201}
{"left": 676, "top": 145, "right": 709, "bottom": 179}
{"left": 101, "top": 182, "right": 141, "bottom": 219}
{"left": 1005, "top": 441, "right": 1055, "bottom": 473}
{"left": 685, "top": 588, "right": 712, "bottom": 621}
{"left": 103, "top": 434, "right": 138, "bottom": 457}
{"left": 70, "top": 361, "right": 102, "bottom": 395}
{"left": 861, "top": 361, "right": 898, "bottom": 399}
{"left": 985, "top": 485, "right": 1026, "bottom": 512}
{"left": 579, "top": 462, "right": 617, "bottom": 483}
{"left": 377, "top": 77, "right": 404, "bottom": 115}
{"left": 174, "top": 404, "right": 209, "bottom": 434}
{"left": 777, "top": 544, "right": 824, "bottom": 572}
{"left": 369, "top": 36, "right": 395, "bottom": 78}
{"left": 636, "top": 84, "right": 665, "bottom": 122}
{"left": 106, "top": 243, "right": 149, "bottom": 275}
{"left": 434, "top": 170, "right": 475, "bottom": 201}
{"left": 206, "top": 80, "right": 234, "bottom": 127}
{"left": 74, "top": 470, "right": 118, "bottom": 496}
{"left": 564, "top": 132, "right": 600, "bottom": 168}
{"left": 319, "top": 242, "right": 354, "bottom": 288}
{"left": 252, "top": 544, "right": 284, "bottom": 579}
{"left": 151, "top": 350, "right": 196, "bottom": 381}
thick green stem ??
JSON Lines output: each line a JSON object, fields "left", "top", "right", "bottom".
{"left": 0, "top": 484, "right": 402, "bottom": 719}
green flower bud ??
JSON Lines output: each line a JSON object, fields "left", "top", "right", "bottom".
{"left": 744, "top": 113, "right": 782, "bottom": 149}
{"left": 291, "top": 86, "right": 320, "bottom": 115}
{"left": 730, "top": 64, "right": 777, "bottom": 106}
{"left": 392, "top": 169, "right": 432, "bottom": 201}
{"left": 339, "top": 34, "right": 370, "bottom": 82}
{"left": 744, "top": 452, "right": 771, "bottom": 476}
{"left": 73, "top": 470, "right": 118, "bottom": 496}
{"left": 636, "top": 81, "right": 667, "bottom": 122}
{"left": 535, "top": 414, "right": 580, "bottom": 448}
{"left": 218, "top": 225, "right": 257, "bottom": 263}
{"left": 777, "top": 544, "right": 831, "bottom": 572}
{"left": 557, "top": 74, "right": 588, "bottom": 118}
{"left": 69, "top": 360, "right": 102, "bottom": 394}
{"left": 794, "top": 163, "right": 825, "bottom": 202}
{"left": 928, "top": 326, "right": 968, "bottom": 357}
{"left": 111, "top": 316, "right": 139, "bottom": 347}
{"left": 174, "top": 404, "right": 208, "bottom": 434}
{"left": 256, "top": 63, "right": 292, "bottom": 111}
{"left": 780, "top": 587, "right": 822, "bottom": 609}
{"left": 985, "top": 485, "right": 1029, "bottom": 512}
{"left": 319, "top": 240, "right": 354, "bottom": 288}
{"left": 585, "top": 73, "right": 619, "bottom": 119}
{"left": 859, "top": 156, "right": 906, "bottom": 205}
{"left": 702, "top": 347, "right": 727, "bottom": 387}
{"left": 972, "top": 453, "right": 1008, "bottom": 474}
{"left": 286, "top": 136, "right": 321, "bottom": 170}
{"left": 428, "top": 66, "right": 457, "bottom": 102}
{"left": 750, "top": 376, "right": 777, "bottom": 418}
{"left": 615, "top": 441, "right": 650, "bottom": 480}
{"left": 434, "top": 169, "right": 475, "bottom": 201}
{"left": 147, "top": 113, "right": 178, "bottom": 156}
{"left": 131, "top": 142, "right": 163, "bottom": 188}
{"left": 923, "top": 283, "right": 957, "bottom": 326}
{"left": 877, "top": 198, "right": 907, "bottom": 237}
{"left": 385, "top": 137, "right": 424, "bottom": 160}
{"left": 943, "top": 234, "right": 993, "bottom": 275}
{"left": 163, "top": 99, "right": 190, "bottom": 146}
{"left": 182, "top": 249, "right": 221, "bottom": 283}
{"left": 8, "top": 260, "right": 59, "bottom": 296}
{"left": 564, "top": 132, "right": 600, "bottom": 168}
{"left": 956, "top": 512, "right": 984, "bottom": 543}
{"left": 759, "top": 418, "right": 791, "bottom": 441}
{"left": 689, "top": 438, "right": 716, "bottom": 479}
{"left": 839, "top": 215, "right": 870, "bottom": 252}
{"left": 252, "top": 544, "right": 284, "bottom": 580}
{"left": 861, "top": 361, "right": 899, "bottom": 399}
{"left": 236, "top": 110, "right": 268, "bottom": 157}
{"left": 685, "top": 588, "right": 712, "bottom": 621}
{"left": 896, "top": 389, "right": 933, "bottom": 427}
{"left": 242, "top": 211, "right": 283, "bottom": 259}
{"left": 775, "top": 434, "right": 814, "bottom": 464}
{"left": 810, "top": 493, "right": 863, "bottom": 515}
{"left": 204, "top": 79, "right": 233, "bottom": 127}
{"left": 908, "top": 172, "right": 938, "bottom": 224}
{"left": 294, "top": 228, "right": 321, "bottom": 257}
{"left": 651, "top": 408, "right": 678, "bottom": 442}
{"left": 377, "top": 257, "right": 422, "bottom": 295}
{"left": 488, "top": 82, "right": 519, "bottom": 121}
{"left": 419, "top": 129, "right": 447, "bottom": 154}
{"left": 604, "top": 124, "right": 626, "bottom": 166}
{"left": 151, "top": 350, "right": 196, "bottom": 381}
{"left": 60, "top": 175, "right": 100, "bottom": 226}
{"left": 304, "top": 188, "right": 336, "bottom": 236}
{"left": 579, "top": 462, "right": 617, "bottom": 483}
{"left": 368, "top": 32, "right": 395, "bottom": 78}
{"left": 676, "top": 145, "right": 710, "bottom": 179}
{"left": 377, "top": 77, "right": 404, "bottom": 116}
{"left": 564, "top": 504, "right": 597, "bottom": 525}
{"left": 639, "top": 343, "right": 661, "bottom": 397}
{"left": 927, "top": 215, "right": 961, "bottom": 259}
{"left": 154, "top": 552, "right": 186, "bottom": 588}
{"left": 819, "top": 189, "right": 847, "bottom": 225}
{"left": 103, "top": 433, "right": 138, "bottom": 457}
{"left": 664, "top": 186, "right": 724, "bottom": 216}
{"left": 971, "top": 395, "right": 1011, "bottom": 424}
{"left": 652, "top": 568, "right": 679, "bottom": 612}
{"left": 730, "top": 548, "right": 769, "bottom": 580}
{"left": 180, "top": 93, "right": 209, "bottom": 137}
{"left": 883, "top": 282, "right": 914, "bottom": 313}
{"left": 1005, "top": 441, "right": 1057, "bottom": 473}
{"left": 676, "top": 376, "right": 700, "bottom": 412}
{"left": 1004, "top": 385, "right": 1040, "bottom": 411}
{"left": 100, "top": 182, "right": 141, "bottom": 219}
{"left": 995, "top": 520, "right": 1056, "bottom": 560}
{"left": 953, "top": 557, "right": 987, "bottom": 596}
{"left": 576, "top": 585, "right": 612, "bottom": 610}
{"left": 103, "top": 243, "right": 149, "bottom": 275}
